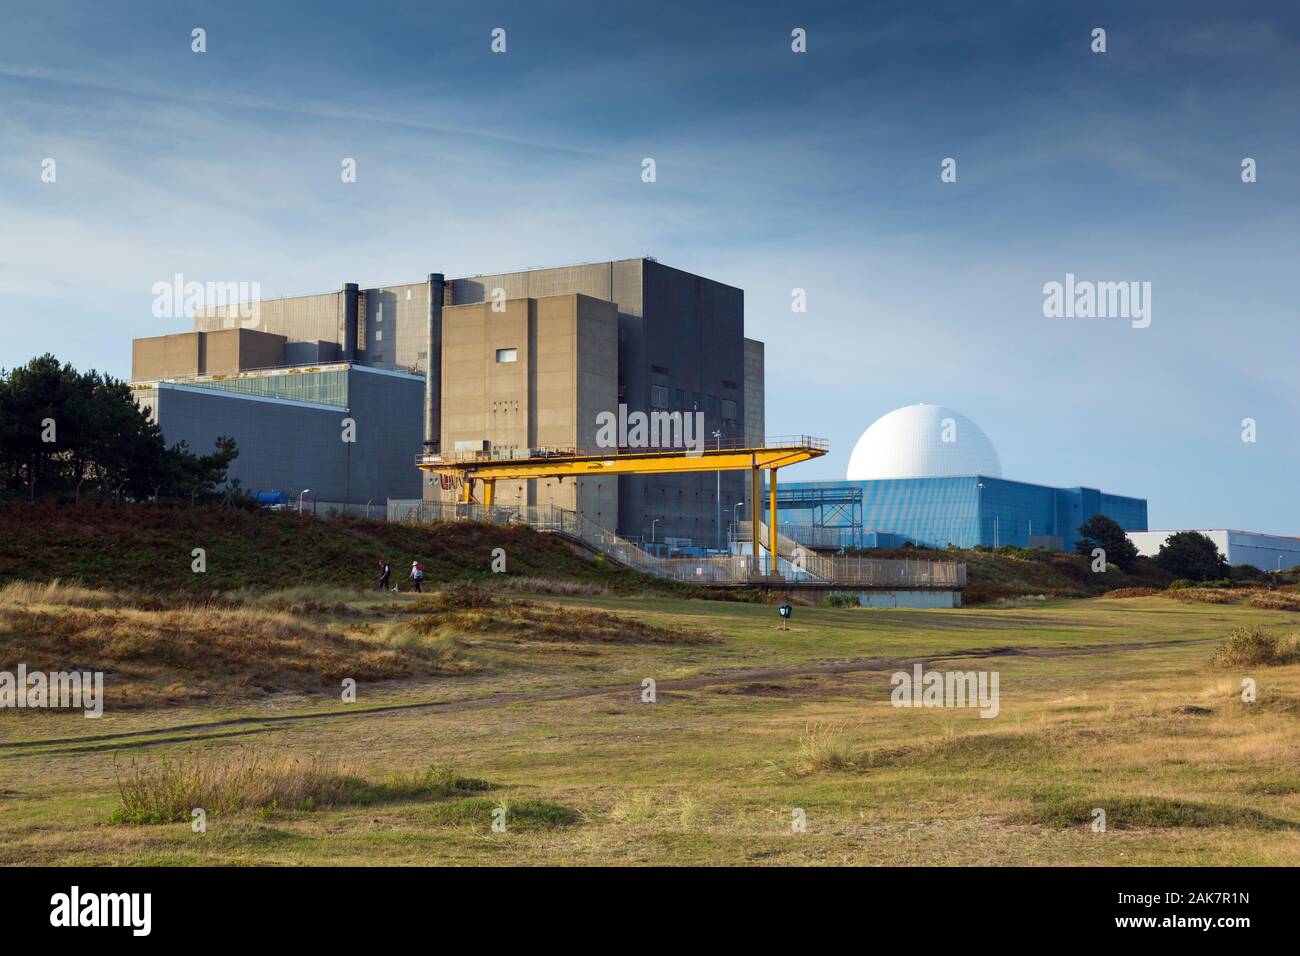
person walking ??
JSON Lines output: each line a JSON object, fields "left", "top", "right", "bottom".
{"left": 378, "top": 559, "right": 391, "bottom": 591}
{"left": 410, "top": 560, "right": 425, "bottom": 593}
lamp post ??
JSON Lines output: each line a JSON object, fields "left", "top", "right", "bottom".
{"left": 298, "top": 488, "right": 311, "bottom": 515}
{"left": 731, "top": 501, "right": 744, "bottom": 550}
{"left": 650, "top": 517, "right": 661, "bottom": 544}
{"left": 976, "top": 482, "right": 985, "bottom": 548}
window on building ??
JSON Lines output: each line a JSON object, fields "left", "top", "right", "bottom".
{"left": 674, "top": 388, "right": 685, "bottom": 407}
{"left": 721, "top": 399, "right": 738, "bottom": 421}
{"left": 496, "top": 348, "right": 518, "bottom": 363}
{"left": 650, "top": 385, "right": 669, "bottom": 408}
{"left": 375, "top": 330, "right": 382, "bottom": 341}
{"left": 705, "top": 394, "right": 717, "bottom": 413}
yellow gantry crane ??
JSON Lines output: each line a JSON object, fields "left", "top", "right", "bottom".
{"left": 415, "top": 435, "right": 828, "bottom": 574}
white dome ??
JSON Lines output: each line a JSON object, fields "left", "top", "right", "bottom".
{"left": 847, "top": 404, "right": 1002, "bottom": 481}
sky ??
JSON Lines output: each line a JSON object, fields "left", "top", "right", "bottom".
{"left": 1, "top": 0, "right": 1297, "bottom": 533}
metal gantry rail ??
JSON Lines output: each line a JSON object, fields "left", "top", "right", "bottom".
{"left": 414, "top": 435, "right": 831, "bottom": 576}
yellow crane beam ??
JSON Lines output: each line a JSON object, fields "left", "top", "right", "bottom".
{"left": 416, "top": 436, "right": 828, "bottom": 580}
{"left": 417, "top": 443, "right": 824, "bottom": 481}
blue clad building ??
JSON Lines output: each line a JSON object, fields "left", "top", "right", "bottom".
{"left": 775, "top": 405, "right": 1147, "bottom": 552}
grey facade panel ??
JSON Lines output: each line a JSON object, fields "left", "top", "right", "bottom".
{"left": 361, "top": 282, "right": 430, "bottom": 373}
{"left": 195, "top": 292, "right": 344, "bottom": 353}
{"left": 148, "top": 367, "right": 423, "bottom": 506}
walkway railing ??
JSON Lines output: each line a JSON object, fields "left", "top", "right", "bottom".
{"left": 738, "top": 520, "right": 967, "bottom": 588}
{"left": 387, "top": 500, "right": 963, "bottom": 589}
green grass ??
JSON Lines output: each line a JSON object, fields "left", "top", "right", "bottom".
{"left": 3, "top": 591, "right": 1300, "bottom": 865}
{"left": 427, "top": 798, "right": 579, "bottom": 831}
{"left": 0, "top": 501, "right": 673, "bottom": 595}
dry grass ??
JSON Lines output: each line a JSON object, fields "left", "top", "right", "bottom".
{"left": 405, "top": 587, "right": 714, "bottom": 646}
{"left": 1105, "top": 587, "right": 1161, "bottom": 598}
{"left": 376, "top": 620, "right": 478, "bottom": 672}
{"left": 490, "top": 577, "right": 611, "bottom": 597}
{"left": 1159, "top": 587, "right": 1300, "bottom": 611}
{"left": 0, "top": 582, "right": 459, "bottom": 706}
{"left": 110, "top": 750, "right": 490, "bottom": 824}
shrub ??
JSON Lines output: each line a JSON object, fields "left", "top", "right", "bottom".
{"left": 1211, "top": 627, "right": 1300, "bottom": 668}
{"left": 1245, "top": 591, "right": 1300, "bottom": 612}
{"left": 1167, "top": 588, "right": 1236, "bottom": 605}
{"left": 822, "top": 593, "right": 859, "bottom": 608}
{"left": 1105, "top": 587, "right": 1160, "bottom": 598}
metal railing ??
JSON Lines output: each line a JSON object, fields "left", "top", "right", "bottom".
{"left": 389, "top": 500, "right": 964, "bottom": 589}
{"left": 738, "top": 521, "right": 966, "bottom": 588}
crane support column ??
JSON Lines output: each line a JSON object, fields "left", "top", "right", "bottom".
{"left": 769, "top": 467, "right": 778, "bottom": 570}
{"left": 751, "top": 463, "right": 761, "bottom": 574}
{"left": 483, "top": 479, "right": 495, "bottom": 508}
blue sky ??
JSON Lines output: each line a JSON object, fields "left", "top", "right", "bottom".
{"left": 1, "top": 0, "right": 1297, "bottom": 533}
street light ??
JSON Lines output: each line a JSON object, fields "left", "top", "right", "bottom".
{"left": 976, "top": 482, "right": 985, "bottom": 548}
{"left": 730, "top": 501, "right": 744, "bottom": 549}
{"left": 298, "top": 488, "right": 311, "bottom": 515}
{"left": 650, "top": 517, "right": 661, "bottom": 544}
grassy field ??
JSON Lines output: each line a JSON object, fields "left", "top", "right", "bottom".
{"left": 3, "top": 582, "right": 1299, "bottom": 866}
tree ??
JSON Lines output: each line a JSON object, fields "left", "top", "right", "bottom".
{"left": 0, "top": 353, "right": 239, "bottom": 502}
{"left": 1156, "top": 531, "right": 1229, "bottom": 581}
{"left": 1074, "top": 513, "right": 1139, "bottom": 571}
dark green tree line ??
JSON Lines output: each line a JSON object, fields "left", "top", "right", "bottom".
{"left": 0, "top": 354, "right": 238, "bottom": 501}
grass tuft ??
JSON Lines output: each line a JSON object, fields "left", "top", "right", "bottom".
{"left": 110, "top": 752, "right": 490, "bottom": 825}
{"left": 1016, "top": 794, "right": 1299, "bottom": 831}
{"left": 794, "top": 722, "right": 860, "bottom": 774}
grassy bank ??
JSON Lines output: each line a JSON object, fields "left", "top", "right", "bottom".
{"left": 0, "top": 501, "right": 668, "bottom": 595}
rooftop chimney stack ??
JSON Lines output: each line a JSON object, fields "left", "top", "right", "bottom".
{"left": 341, "top": 282, "right": 359, "bottom": 361}
{"left": 424, "top": 273, "right": 445, "bottom": 450}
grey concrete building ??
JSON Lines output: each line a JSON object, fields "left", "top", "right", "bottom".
{"left": 132, "top": 364, "right": 424, "bottom": 509}
{"left": 134, "top": 258, "right": 764, "bottom": 543}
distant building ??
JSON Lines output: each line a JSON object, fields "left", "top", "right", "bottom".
{"left": 1126, "top": 529, "right": 1300, "bottom": 571}
{"left": 129, "top": 258, "right": 764, "bottom": 537}
{"left": 775, "top": 404, "right": 1148, "bottom": 552}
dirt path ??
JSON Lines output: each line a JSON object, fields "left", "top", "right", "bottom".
{"left": 0, "top": 636, "right": 1216, "bottom": 756}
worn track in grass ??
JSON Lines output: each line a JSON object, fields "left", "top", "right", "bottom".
{"left": 0, "top": 636, "right": 1216, "bottom": 757}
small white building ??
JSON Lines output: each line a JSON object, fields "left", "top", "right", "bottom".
{"left": 1127, "top": 529, "right": 1300, "bottom": 572}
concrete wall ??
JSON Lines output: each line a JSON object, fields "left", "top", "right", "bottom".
{"left": 635, "top": 260, "right": 746, "bottom": 547}
{"left": 204, "top": 328, "right": 286, "bottom": 375}
{"left": 438, "top": 294, "right": 618, "bottom": 529}
{"left": 138, "top": 366, "right": 422, "bottom": 506}
{"left": 196, "top": 290, "right": 347, "bottom": 353}
{"left": 132, "top": 332, "right": 202, "bottom": 381}
{"left": 361, "top": 281, "right": 433, "bottom": 372}
{"left": 132, "top": 329, "right": 286, "bottom": 380}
